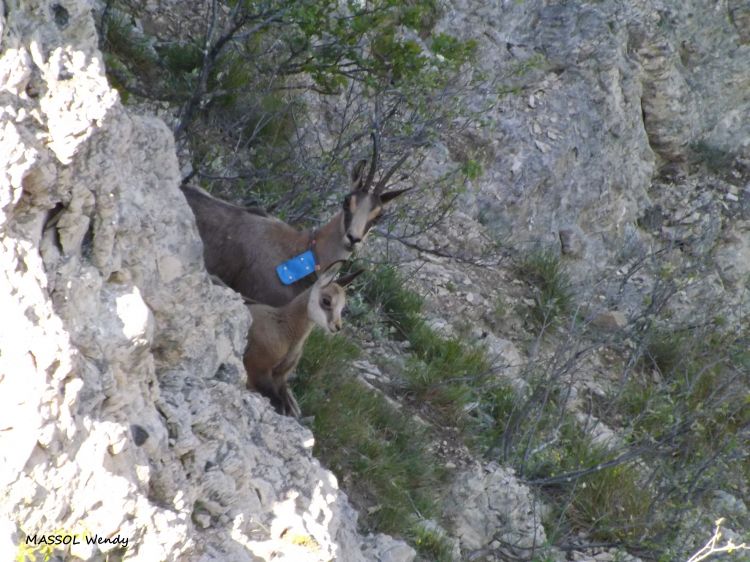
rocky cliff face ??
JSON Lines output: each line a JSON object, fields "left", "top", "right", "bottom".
{"left": 2, "top": 0, "right": 749, "bottom": 560}
{"left": 357, "top": 1, "right": 750, "bottom": 558}
{"left": 439, "top": 0, "right": 749, "bottom": 284}
{"left": 0, "top": 2, "right": 412, "bottom": 560}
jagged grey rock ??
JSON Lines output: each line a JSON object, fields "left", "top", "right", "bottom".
{"left": 481, "top": 333, "right": 526, "bottom": 392}
{"left": 0, "top": 1, "right": 413, "bottom": 561}
{"left": 590, "top": 310, "right": 628, "bottom": 332}
{"left": 444, "top": 463, "right": 546, "bottom": 559}
{"left": 5, "top": 0, "right": 740, "bottom": 559}
{"left": 438, "top": 0, "right": 750, "bottom": 281}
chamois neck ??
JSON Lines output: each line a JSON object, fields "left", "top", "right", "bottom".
{"left": 308, "top": 211, "right": 347, "bottom": 270}
{"left": 283, "top": 289, "right": 315, "bottom": 341}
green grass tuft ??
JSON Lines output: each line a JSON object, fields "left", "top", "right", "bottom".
{"left": 359, "top": 265, "right": 491, "bottom": 425}
{"left": 408, "top": 525, "right": 455, "bottom": 562}
{"left": 359, "top": 264, "right": 423, "bottom": 338}
{"left": 517, "top": 249, "right": 573, "bottom": 329}
{"left": 519, "top": 415, "right": 655, "bottom": 545}
{"left": 158, "top": 42, "right": 203, "bottom": 75}
{"left": 294, "top": 330, "right": 446, "bottom": 535}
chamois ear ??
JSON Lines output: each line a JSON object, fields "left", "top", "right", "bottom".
{"left": 336, "top": 269, "right": 365, "bottom": 288}
{"left": 379, "top": 186, "right": 412, "bottom": 205}
{"left": 351, "top": 159, "right": 369, "bottom": 192}
{"left": 318, "top": 260, "right": 345, "bottom": 286}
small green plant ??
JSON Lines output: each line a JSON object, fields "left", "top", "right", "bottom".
{"left": 517, "top": 249, "right": 573, "bottom": 329}
{"left": 460, "top": 158, "right": 483, "bottom": 181}
{"left": 492, "top": 294, "right": 510, "bottom": 321}
{"left": 358, "top": 264, "right": 423, "bottom": 338}
{"left": 158, "top": 42, "right": 202, "bottom": 76}
{"left": 431, "top": 33, "right": 478, "bottom": 69}
{"left": 409, "top": 525, "right": 455, "bottom": 562}
{"left": 566, "top": 462, "right": 653, "bottom": 543}
{"left": 478, "top": 382, "right": 517, "bottom": 443}
{"left": 101, "top": 13, "right": 159, "bottom": 79}
{"left": 15, "top": 539, "right": 54, "bottom": 562}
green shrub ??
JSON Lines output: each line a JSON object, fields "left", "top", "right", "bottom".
{"left": 598, "top": 325, "right": 750, "bottom": 554}
{"left": 102, "top": 13, "right": 159, "bottom": 79}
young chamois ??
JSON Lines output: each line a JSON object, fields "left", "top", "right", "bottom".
{"left": 182, "top": 138, "right": 409, "bottom": 307}
{"left": 243, "top": 264, "right": 363, "bottom": 417}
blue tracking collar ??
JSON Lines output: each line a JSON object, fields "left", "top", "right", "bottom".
{"left": 276, "top": 250, "right": 317, "bottom": 285}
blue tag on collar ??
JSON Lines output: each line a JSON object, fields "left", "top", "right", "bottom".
{"left": 276, "top": 250, "right": 317, "bottom": 285}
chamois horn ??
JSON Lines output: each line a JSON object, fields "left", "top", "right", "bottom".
{"left": 373, "top": 152, "right": 410, "bottom": 196}
{"left": 362, "top": 131, "right": 379, "bottom": 194}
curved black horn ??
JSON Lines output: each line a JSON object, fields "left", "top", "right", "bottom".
{"left": 373, "top": 152, "right": 409, "bottom": 196}
{"left": 318, "top": 260, "right": 345, "bottom": 286}
{"left": 362, "top": 131, "right": 379, "bottom": 193}
{"left": 336, "top": 268, "right": 365, "bottom": 287}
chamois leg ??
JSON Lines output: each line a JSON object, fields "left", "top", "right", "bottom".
{"left": 247, "top": 369, "right": 287, "bottom": 414}
{"left": 277, "top": 383, "right": 301, "bottom": 418}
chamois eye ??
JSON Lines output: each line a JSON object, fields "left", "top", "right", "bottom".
{"left": 321, "top": 296, "right": 332, "bottom": 308}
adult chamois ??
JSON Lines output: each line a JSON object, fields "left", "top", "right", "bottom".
{"left": 182, "top": 138, "right": 409, "bottom": 306}
{"left": 244, "top": 264, "right": 363, "bottom": 417}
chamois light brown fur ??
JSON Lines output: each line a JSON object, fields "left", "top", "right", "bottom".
{"left": 243, "top": 267, "right": 362, "bottom": 417}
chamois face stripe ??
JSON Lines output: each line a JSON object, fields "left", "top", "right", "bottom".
{"left": 342, "top": 192, "right": 386, "bottom": 245}
{"left": 342, "top": 195, "right": 354, "bottom": 231}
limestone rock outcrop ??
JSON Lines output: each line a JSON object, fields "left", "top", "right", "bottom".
{"left": 444, "top": 464, "right": 547, "bottom": 560}
{"left": 0, "top": 1, "right": 412, "bottom": 560}
{"left": 439, "top": 0, "right": 750, "bottom": 276}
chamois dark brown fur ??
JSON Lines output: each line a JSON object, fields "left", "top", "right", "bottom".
{"left": 182, "top": 139, "right": 409, "bottom": 307}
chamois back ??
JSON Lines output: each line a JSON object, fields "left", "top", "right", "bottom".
{"left": 182, "top": 142, "right": 412, "bottom": 307}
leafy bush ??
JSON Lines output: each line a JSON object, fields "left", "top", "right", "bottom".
{"left": 99, "top": 0, "right": 482, "bottom": 235}
{"left": 408, "top": 525, "right": 455, "bottom": 562}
